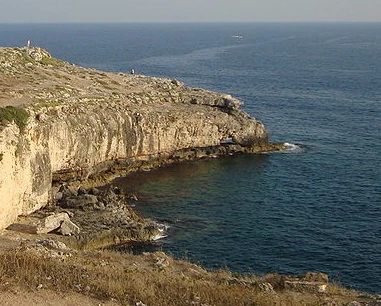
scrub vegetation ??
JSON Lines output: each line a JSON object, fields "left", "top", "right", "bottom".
{"left": 0, "top": 105, "right": 29, "bottom": 130}
{"left": 0, "top": 246, "right": 369, "bottom": 306}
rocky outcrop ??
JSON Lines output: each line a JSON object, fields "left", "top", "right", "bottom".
{"left": 0, "top": 47, "right": 277, "bottom": 230}
{"left": 283, "top": 272, "right": 329, "bottom": 293}
{"left": 35, "top": 212, "right": 78, "bottom": 235}
{"left": 225, "top": 272, "right": 329, "bottom": 294}
{"left": 28, "top": 185, "right": 160, "bottom": 249}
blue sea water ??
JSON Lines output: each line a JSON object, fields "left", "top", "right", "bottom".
{"left": 1, "top": 23, "right": 381, "bottom": 293}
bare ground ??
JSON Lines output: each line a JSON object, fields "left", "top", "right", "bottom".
{"left": 0, "top": 288, "right": 120, "bottom": 306}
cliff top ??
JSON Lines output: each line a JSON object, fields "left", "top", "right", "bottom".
{"left": 0, "top": 46, "right": 242, "bottom": 110}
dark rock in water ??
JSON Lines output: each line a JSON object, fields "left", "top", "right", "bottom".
{"left": 112, "top": 240, "right": 164, "bottom": 255}
{"left": 112, "top": 186, "right": 122, "bottom": 195}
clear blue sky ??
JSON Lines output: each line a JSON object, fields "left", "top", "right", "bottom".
{"left": 2, "top": 0, "right": 381, "bottom": 23}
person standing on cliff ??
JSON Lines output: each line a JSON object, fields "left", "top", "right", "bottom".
{"left": 26, "top": 39, "right": 31, "bottom": 48}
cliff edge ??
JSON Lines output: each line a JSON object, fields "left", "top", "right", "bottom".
{"left": 0, "top": 46, "right": 279, "bottom": 230}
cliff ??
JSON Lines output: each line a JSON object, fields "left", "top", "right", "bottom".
{"left": 0, "top": 46, "right": 276, "bottom": 230}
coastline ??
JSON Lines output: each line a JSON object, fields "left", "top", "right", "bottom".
{"left": 1, "top": 223, "right": 379, "bottom": 306}
{"left": 0, "top": 45, "right": 270, "bottom": 230}
{"left": 1, "top": 45, "right": 378, "bottom": 304}
{"left": 0, "top": 45, "right": 287, "bottom": 252}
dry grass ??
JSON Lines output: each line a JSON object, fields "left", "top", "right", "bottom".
{"left": 0, "top": 249, "right": 259, "bottom": 306}
{"left": 0, "top": 245, "right": 368, "bottom": 306}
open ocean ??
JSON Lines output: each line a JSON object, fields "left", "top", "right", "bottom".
{"left": 1, "top": 23, "right": 380, "bottom": 293}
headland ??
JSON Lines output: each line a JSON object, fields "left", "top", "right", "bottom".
{"left": 1, "top": 46, "right": 376, "bottom": 305}
{"left": 0, "top": 46, "right": 283, "bottom": 233}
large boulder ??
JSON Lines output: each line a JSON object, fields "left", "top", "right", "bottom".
{"left": 36, "top": 212, "right": 71, "bottom": 234}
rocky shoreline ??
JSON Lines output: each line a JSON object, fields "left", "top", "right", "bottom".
{"left": 9, "top": 184, "right": 161, "bottom": 250}
{"left": 3, "top": 183, "right": 381, "bottom": 306}
{"left": 10, "top": 141, "right": 287, "bottom": 251}
{"left": 52, "top": 142, "right": 288, "bottom": 186}
{"left": 0, "top": 45, "right": 286, "bottom": 253}
{"left": 0, "top": 46, "right": 275, "bottom": 230}
{"left": 1, "top": 46, "right": 380, "bottom": 305}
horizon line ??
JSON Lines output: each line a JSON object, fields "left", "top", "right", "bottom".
{"left": 1, "top": 21, "right": 381, "bottom": 25}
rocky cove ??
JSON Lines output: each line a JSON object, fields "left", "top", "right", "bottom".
{"left": 1, "top": 46, "right": 381, "bottom": 306}
{"left": 0, "top": 46, "right": 286, "bottom": 247}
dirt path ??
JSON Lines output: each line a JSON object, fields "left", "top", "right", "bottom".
{"left": 0, "top": 288, "right": 121, "bottom": 306}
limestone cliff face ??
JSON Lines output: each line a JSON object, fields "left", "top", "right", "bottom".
{"left": 0, "top": 47, "right": 268, "bottom": 229}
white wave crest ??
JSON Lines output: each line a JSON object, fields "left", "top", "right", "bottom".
{"left": 150, "top": 221, "right": 170, "bottom": 241}
{"left": 151, "top": 233, "right": 168, "bottom": 241}
{"left": 283, "top": 142, "right": 304, "bottom": 153}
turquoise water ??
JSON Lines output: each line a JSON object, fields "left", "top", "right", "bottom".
{"left": 1, "top": 23, "right": 380, "bottom": 293}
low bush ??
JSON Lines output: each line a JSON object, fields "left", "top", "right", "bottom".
{"left": 0, "top": 106, "right": 29, "bottom": 130}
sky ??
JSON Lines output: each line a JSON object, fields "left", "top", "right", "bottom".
{"left": 1, "top": 0, "right": 381, "bottom": 23}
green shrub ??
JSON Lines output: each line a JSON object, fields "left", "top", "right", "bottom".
{"left": 0, "top": 106, "right": 29, "bottom": 130}
{"left": 40, "top": 56, "right": 57, "bottom": 66}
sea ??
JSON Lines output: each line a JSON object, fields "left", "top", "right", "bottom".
{"left": 1, "top": 22, "right": 380, "bottom": 293}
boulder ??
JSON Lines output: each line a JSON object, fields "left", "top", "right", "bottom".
{"left": 284, "top": 273, "right": 329, "bottom": 293}
{"left": 59, "top": 194, "right": 98, "bottom": 209}
{"left": 41, "top": 185, "right": 163, "bottom": 249}
{"left": 284, "top": 280, "right": 328, "bottom": 293}
{"left": 35, "top": 212, "right": 80, "bottom": 236}
{"left": 26, "top": 47, "right": 52, "bottom": 61}
{"left": 77, "top": 186, "right": 88, "bottom": 195}
{"left": 57, "top": 219, "right": 81, "bottom": 236}
{"left": 36, "top": 212, "right": 70, "bottom": 234}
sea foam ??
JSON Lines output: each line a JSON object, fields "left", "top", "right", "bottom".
{"left": 283, "top": 142, "right": 304, "bottom": 153}
{"left": 151, "top": 221, "right": 170, "bottom": 241}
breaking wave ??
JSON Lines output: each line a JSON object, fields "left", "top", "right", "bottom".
{"left": 282, "top": 142, "right": 304, "bottom": 153}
